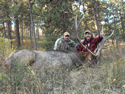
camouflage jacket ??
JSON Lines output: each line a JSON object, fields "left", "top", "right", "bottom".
{"left": 54, "top": 36, "right": 77, "bottom": 51}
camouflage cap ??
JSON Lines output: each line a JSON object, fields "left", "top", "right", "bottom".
{"left": 64, "top": 32, "right": 70, "bottom": 36}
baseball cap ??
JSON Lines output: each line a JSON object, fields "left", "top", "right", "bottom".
{"left": 85, "top": 30, "right": 91, "bottom": 34}
{"left": 64, "top": 32, "right": 70, "bottom": 36}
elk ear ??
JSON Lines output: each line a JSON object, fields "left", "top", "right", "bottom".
{"left": 80, "top": 51, "right": 87, "bottom": 57}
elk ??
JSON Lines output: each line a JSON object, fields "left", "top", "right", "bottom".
{"left": 4, "top": 49, "right": 86, "bottom": 70}
{"left": 4, "top": 16, "right": 114, "bottom": 69}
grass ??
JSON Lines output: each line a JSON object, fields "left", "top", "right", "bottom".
{"left": 1, "top": 58, "right": 124, "bottom": 94}
{"left": 0, "top": 34, "right": 125, "bottom": 93}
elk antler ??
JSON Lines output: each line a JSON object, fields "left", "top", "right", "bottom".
{"left": 75, "top": 15, "right": 98, "bottom": 56}
{"left": 96, "top": 30, "right": 114, "bottom": 55}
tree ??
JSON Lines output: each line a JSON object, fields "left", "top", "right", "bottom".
{"left": 36, "top": 0, "right": 76, "bottom": 36}
{"left": 4, "top": 0, "right": 13, "bottom": 48}
{"left": 29, "top": 0, "right": 37, "bottom": 50}
{"left": 12, "top": 0, "right": 21, "bottom": 48}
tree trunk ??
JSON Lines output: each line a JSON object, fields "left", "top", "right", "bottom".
{"left": 21, "top": 20, "right": 23, "bottom": 43}
{"left": 91, "top": 0, "right": 100, "bottom": 35}
{"left": 29, "top": 22, "right": 32, "bottom": 43}
{"left": 119, "top": 12, "right": 125, "bottom": 41}
{"left": 21, "top": 0, "right": 24, "bottom": 43}
{"left": 13, "top": 0, "right": 21, "bottom": 49}
{"left": 15, "top": 17, "right": 21, "bottom": 48}
{"left": 5, "top": 2, "right": 12, "bottom": 48}
{"left": 7, "top": 20, "right": 12, "bottom": 48}
{"left": 114, "top": 16, "right": 119, "bottom": 52}
{"left": 95, "top": 0, "right": 101, "bottom": 33}
{"left": 116, "top": 37, "right": 119, "bottom": 53}
{"left": 2, "top": 22, "right": 6, "bottom": 37}
{"left": 37, "top": 20, "right": 39, "bottom": 39}
{"left": 29, "top": 0, "right": 37, "bottom": 50}
{"left": 82, "top": 1, "right": 89, "bottom": 30}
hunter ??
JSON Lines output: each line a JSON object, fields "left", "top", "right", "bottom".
{"left": 54, "top": 32, "right": 77, "bottom": 51}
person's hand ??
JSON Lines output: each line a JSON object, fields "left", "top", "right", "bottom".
{"left": 100, "top": 31, "right": 104, "bottom": 37}
{"left": 80, "top": 39, "right": 84, "bottom": 43}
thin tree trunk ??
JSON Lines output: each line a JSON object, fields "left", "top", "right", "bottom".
{"left": 29, "top": 0, "right": 37, "bottom": 50}
{"left": 29, "top": 22, "right": 32, "bottom": 43}
{"left": 21, "top": 20, "right": 23, "bottom": 43}
{"left": 7, "top": 20, "right": 12, "bottom": 48}
{"left": 95, "top": 0, "right": 101, "bottom": 33}
{"left": 21, "top": 0, "right": 24, "bottom": 43}
{"left": 2, "top": 22, "right": 6, "bottom": 37}
{"left": 15, "top": 17, "right": 21, "bottom": 48}
{"left": 37, "top": 21, "right": 39, "bottom": 39}
{"left": 114, "top": 16, "right": 119, "bottom": 52}
{"left": 82, "top": 1, "right": 89, "bottom": 30}
{"left": 91, "top": 0, "right": 99, "bottom": 35}
{"left": 14, "top": 0, "right": 21, "bottom": 49}
{"left": 5, "top": 1, "right": 12, "bottom": 48}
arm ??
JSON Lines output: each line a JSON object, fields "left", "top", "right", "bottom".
{"left": 76, "top": 43, "right": 84, "bottom": 53}
{"left": 54, "top": 38, "right": 62, "bottom": 50}
{"left": 93, "top": 36, "right": 103, "bottom": 45}
{"left": 68, "top": 39, "right": 78, "bottom": 48}
{"left": 94, "top": 31, "right": 104, "bottom": 44}
{"left": 100, "top": 31, "right": 104, "bottom": 37}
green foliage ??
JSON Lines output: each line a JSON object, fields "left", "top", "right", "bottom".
{"left": 37, "top": 0, "right": 82, "bottom": 36}
{"left": 0, "top": 37, "right": 15, "bottom": 66}
{"left": 40, "top": 36, "right": 57, "bottom": 50}
{"left": 0, "top": 0, "right": 125, "bottom": 50}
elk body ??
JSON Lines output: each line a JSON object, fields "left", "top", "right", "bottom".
{"left": 4, "top": 47, "right": 108, "bottom": 70}
{"left": 5, "top": 49, "right": 92, "bottom": 70}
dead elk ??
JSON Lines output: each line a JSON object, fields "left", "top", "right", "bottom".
{"left": 4, "top": 49, "right": 87, "bottom": 70}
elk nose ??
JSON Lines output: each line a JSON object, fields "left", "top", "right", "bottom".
{"left": 88, "top": 58, "right": 91, "bottom": 61}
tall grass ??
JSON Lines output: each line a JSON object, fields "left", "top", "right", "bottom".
{"left": 0, "top": 48, "right": 125, "bottom": 94}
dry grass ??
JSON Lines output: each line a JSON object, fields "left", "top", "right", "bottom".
{"left": 0, "top": 55, "right": 125, "bottom": 94}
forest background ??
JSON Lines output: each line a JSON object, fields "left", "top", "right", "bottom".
{"left": 0, "top": 0, "right": 125, "bottom": 94}
{"left": 0, "top": 0, "right": 125, "bottom": 51}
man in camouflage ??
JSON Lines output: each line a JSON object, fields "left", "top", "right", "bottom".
{"left": 54, "top": 32, "right": 77, "bottom": 51}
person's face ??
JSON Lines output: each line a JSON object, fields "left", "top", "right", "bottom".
{"left": 85, "top": 33, "right": 91, "bottom": 41}
{"left": 64, "top": 35, "right": 70, "bottom": 41}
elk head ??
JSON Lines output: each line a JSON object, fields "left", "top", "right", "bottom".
{"left": 75, "top": 15, "right": 114, "bottom": 67}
